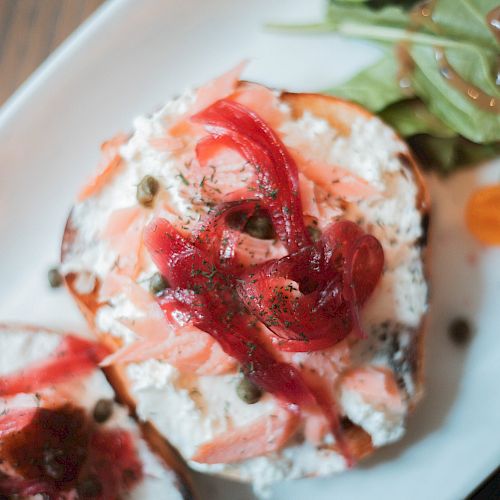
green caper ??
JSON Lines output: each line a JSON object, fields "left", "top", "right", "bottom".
{"left": 236, "top": 377, "right": 262, "bottom": 404}
{"left": 149, "top": 272, "right": 169, "bottom": 295}
{"left": 448, "top": 317, "right": 472, "bottom": 346}
{"left": 47, "top": 267, "right": 63, "bottom": 288}
{"left": 244, "top": 214, "right": 274, "bottom": 240}
{"left": 92, "top": 398, "right": 114, "bottom": 423}
{"left": 136, "top": 175, "right": 160, "bottom": 207}
{"left": 77, "top": 475, "right": 103, "bottom": 497}
{"left": 307, "top": 224, "right": 322, "bottom": 242}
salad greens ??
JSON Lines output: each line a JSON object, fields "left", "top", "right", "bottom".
{"left": 270, "top": 0, "right": 500, "bottom": 172}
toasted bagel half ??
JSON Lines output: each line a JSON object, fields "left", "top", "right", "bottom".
{"left": 61, "top": 71, "right": 429, "bottom": 490}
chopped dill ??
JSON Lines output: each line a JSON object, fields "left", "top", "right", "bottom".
{"left": 176, "top": 172, "right": 189, "bottom": 186}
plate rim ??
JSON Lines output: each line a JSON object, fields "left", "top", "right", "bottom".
{"left": 0, "top": 1, "right": 498, "bottom": 498}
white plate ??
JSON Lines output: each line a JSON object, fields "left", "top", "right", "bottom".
{"left": 0, "top": 1, "right": 499, "bottom": 499}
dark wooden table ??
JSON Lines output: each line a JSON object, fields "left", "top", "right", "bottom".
{"left": 0, "top": 0, "right": 105, "bottom": 106}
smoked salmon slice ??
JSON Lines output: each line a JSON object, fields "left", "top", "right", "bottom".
{"left": 100, "top": 274, "right": 236, "bottom": 374}
{"left": 341, "top": 366, "right": 404, "bottom": 412}
{"left": 192, "top": 60, "right": 247, "bottom": 115}
{"left": 101, "top": 206, "right": 146, "bottom": 278}
{"left": 0, "top": 336, "right": 108, "bottom": 397}
{"left": 78, "top": 133, "right": 128, "bottom": 201}
{"left": 168, "top": 61, "right": 247, "bottom": 139}
{"left": 232, "top": 82, "right": 285, "bottom": 129}
{"left": 0, "top": 408, "right": 38, "bottom": 437}
{"left": 149, "top": 136, "right": 185, "bottom": 153}
{"left": 291, "top": 148, "right": 378, "bottom": 201}
{"left": 192, "top": 407, "right": 299, "bottom": 464}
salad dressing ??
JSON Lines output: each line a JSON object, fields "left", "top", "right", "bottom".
{"left": 394, "top": 2, "right": 422, "bottom": 91}
{"left": 395, "top": 0, "right": 439, "bottom": 92}
{"left": 395, "top": 42, "right": 414, "bottom": 93}
{"left": 410, "top": 0, "right": 437, "bottom": 30}
{"left": 396, "top": 0, "right": 499, "bottom": 114}
{"left": 486, "top": 6, "right": 500, "bottom": 43}
{"left": 434, "top": 47, "right": 499, "bottom": 113}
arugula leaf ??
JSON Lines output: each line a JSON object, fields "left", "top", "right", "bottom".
{"left": 409, "top": 135, "right": 458, "bottom": 170}
{"left": 327, "top": 54, "right": 411, "bottom": 112}
{"left": 364, "top": 0, "right": 420, "bottom": 9}
{"left": 379, "top": 99, "right": 456, "bottom": 137}
{"left": 328, "top": 0, "right": 500, "bottom": 142}
{"left": 328, "top": 47, "right": 499, "bottom": 142}
{"left": 326, "top": 1, "right": 410, "bottom": 28}
{"left": 430, "top": 0, "right": 499, "bottom": 49}
{"left": 323, "top": 0, "right": 498, "bottom": 51}
{"left": 409, "top": 135, "right": 500, "bottom": 171}
{"left": 375, "top": 98, "right": 499, "bottom": 171}
{"left": 267, "top": 2, "right": 410, "bottom": 33}
{"left": 455, "top": 138, "right": 500, "bottom": 165}
{"left": 410, "top": 43, "right": 499, "bottom": 143}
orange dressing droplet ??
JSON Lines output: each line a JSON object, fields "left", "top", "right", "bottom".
{"left": 465, "top": 185, "right": 500, "bottom": 245}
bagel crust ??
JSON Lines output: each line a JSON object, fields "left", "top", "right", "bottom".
{"left": 61, "top": 79, "right": 429, "bottom": 492}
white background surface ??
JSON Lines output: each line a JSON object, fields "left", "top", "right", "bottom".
{"left": 0, "top": 1, "right": 499, "bottom": 499}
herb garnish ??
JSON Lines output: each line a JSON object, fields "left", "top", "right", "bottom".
{"left": 176, "top": 173, "right": 189, "bottom": 186}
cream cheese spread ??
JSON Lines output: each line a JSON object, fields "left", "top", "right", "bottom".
{"left": 62, "top": 87, "right": 427, "bottom": 493}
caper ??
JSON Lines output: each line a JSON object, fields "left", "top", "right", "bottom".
{"left": 92, "top": 398, "right": 114, "bottom": 423}
{"left": 136, "top": 175, "right": 160, "bottom": 207}
{"left": 236, "top": 377, "right": 262, "bottom": 404}
{"left": 448, "top": 317, "right": 472, "bottom": 346}
{"left": 47, "top": 266, "right": 63, "bottom": 288}
{"left": 307, "top": 224, "right": 322, "bottom": 242}
{"left": 77, "top": 475, "right": 103, "bottom": 497}
{"left": 244, "top": 214, "right": 274, "bottom": 240}
{"left": 149, "top": 272, "right": 169, "bottom": 295}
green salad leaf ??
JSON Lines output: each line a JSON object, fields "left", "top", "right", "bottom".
{"left": 325, "top": 0, "right": 500, "bottom": 143}
{"left": 379, "top": 98, "right": 455, "bottom": 138}
{"left": 409, "top": 43, "right": 499, "bottom": 143}
{"left": 269, "top": 0, "right": 500, "bottom": 171}
{"left": 429, "top": 0, "right": 498, "bottom": 49}
{"left": 328, "top": 54, "right": 410, "bottom": 112}
{"left": 322, "top": 0, "right": 499, "bottom": 51}
{"left": 408, "top": 135, "right": 500, "bottom": 171}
